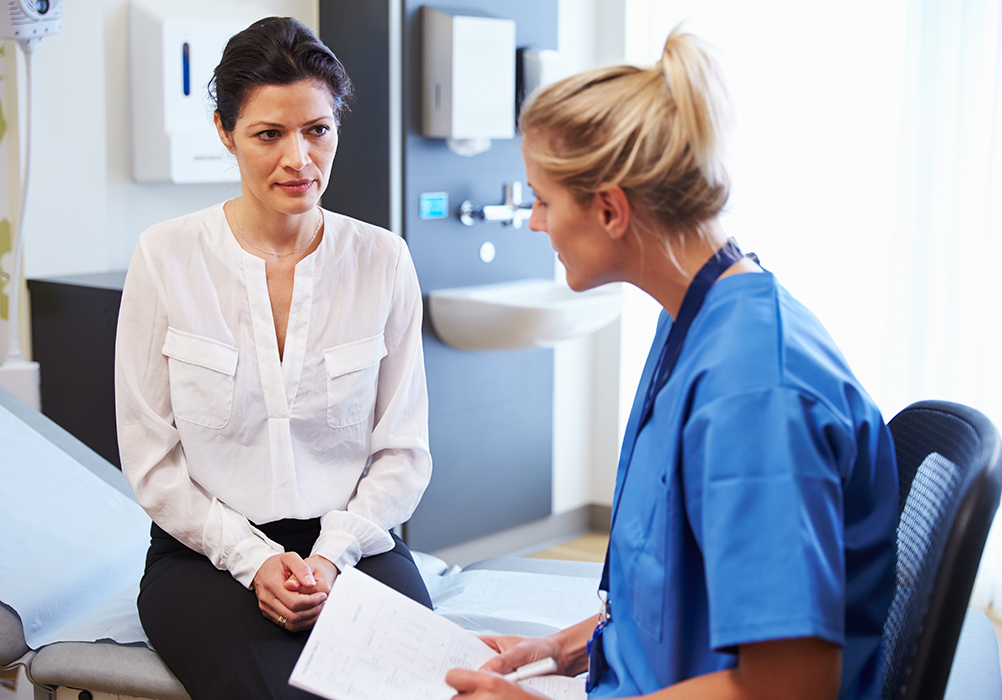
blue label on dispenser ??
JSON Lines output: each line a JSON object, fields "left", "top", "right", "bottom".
{"left": 419, "top": 192, "right": 449, "bottom": 220}
{"left": 182, "top": 42, "right": 191, "bottom": 96}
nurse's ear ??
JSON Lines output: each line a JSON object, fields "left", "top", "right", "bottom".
{"left": 214, "top": 112, "right": 236, "bottom": 154}
{"left": 594, "top": 185, "right": 631, "bottom": 242}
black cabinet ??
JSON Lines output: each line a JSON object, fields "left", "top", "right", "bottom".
{"left": 28, "top": 272, "right": 126, "bottom": 468}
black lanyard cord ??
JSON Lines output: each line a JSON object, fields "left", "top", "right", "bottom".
{"left": 599, "top": 238, "right": 745, "bottom": 594}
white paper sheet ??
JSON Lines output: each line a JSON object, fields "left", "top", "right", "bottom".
{"left": 289, "top": 567, "right": 586, "bottom": 700}
{"left": 520, "top": 675, "right": 587, "bottom": 699}
{"left": 431, "top": 569, "right": 600, "bottom": 636}
{"left": 0, "top": 403, "right": 151, "bottom": 648}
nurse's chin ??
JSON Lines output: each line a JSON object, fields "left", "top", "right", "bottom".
{"left": 564, "top": 274, "right": 608, "bottom": 294}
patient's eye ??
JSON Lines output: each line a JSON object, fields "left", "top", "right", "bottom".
{"left": 310, "top": 124, "right": 331, "bottom": 137}
{"left": 257, "top": 129, "right": 281, "bottom": 141}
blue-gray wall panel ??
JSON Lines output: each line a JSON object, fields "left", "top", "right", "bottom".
{"left": 321, "top": 0, "right": 559, "bottom": 552}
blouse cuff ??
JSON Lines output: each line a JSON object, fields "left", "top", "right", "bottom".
{"left": 229, "top": 535, "right": 284, "bottom": 589}
{"left": 313, "top": 510, "right": 395, "bottom": 572}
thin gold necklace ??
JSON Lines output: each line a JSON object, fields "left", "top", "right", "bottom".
{"left": 229, "top": 199, "right": 322, "bottom": 258}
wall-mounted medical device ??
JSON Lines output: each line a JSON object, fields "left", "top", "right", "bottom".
{"left": 0, "top": 0, "right": 63, "bottom": 380}
{"left": 421, "top": 6, "right": 515, "bottom": 156}
{"left": 129, "top": 1, "right": 246, "bottom": 183}
{"left": 0, "top": 0, "right": 63, "bottom": 48}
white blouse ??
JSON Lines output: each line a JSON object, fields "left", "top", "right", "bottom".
{"left": 115, "top": 203, "right": 431, "bottom": 588}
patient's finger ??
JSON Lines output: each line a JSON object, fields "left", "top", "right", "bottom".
{"left": 261, "top": 577, "right": 326, "bottom": 611}
{"left": 262, "top": 589, "right": 326, "bottom": 628}
{"left": 258, "top": 590, "right": 326, "bottom": 631}
{"left": 302, "top": 555, "right": 339, "bottom": 594}
{"left": 279, "top": 603, "right": 323, "bottom": 633}
{"left": 284, "top": 590, "right": 328, "bottom": 612}
{"left": 254, "top": 563, "right": 327, "bottom": 629}
{"left": 283, "top": 553, "right": 317, "bottom": 588}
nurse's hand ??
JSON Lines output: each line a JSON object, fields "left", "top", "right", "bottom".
{"left": 480, "top": 617, "right": 595, "bottom": 678}
{"left": 478, "top": 635, "right": 559, "bottom": 675}
{"left": 446, "top": 669, "right": 548, "bottom": 699}
{"left": 252, "top": 552, "right": 329, "bottom": 632}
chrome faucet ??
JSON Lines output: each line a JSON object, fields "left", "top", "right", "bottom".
{"left": 459, "top": 181, "right": 533, "bottom": 229}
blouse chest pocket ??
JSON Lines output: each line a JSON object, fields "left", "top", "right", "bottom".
{"left": 162, "top": 328, "right": 239, "bottom": 429}
{"left": 323, "top": 334, "right": 387, "bottom": 428}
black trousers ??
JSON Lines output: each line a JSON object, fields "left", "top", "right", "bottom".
{"left": 138, "top": 519, "right": 432, "bottom": 700}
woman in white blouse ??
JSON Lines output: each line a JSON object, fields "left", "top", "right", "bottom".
{"left": 115, "top": 17, "right": 432, "bottom": 699}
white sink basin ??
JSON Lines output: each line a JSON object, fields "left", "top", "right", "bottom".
{"left": 428, "top": 278, "right": 623, "bottom": 351}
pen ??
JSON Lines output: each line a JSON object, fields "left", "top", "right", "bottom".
{"left": 502, "top": 657, "right": 558, "bottom": 683}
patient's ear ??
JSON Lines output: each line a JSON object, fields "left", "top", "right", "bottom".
{"left": 595, "top": 185, "right": 630, "bottom": 241}
{"left": 214, "top": 113, "right": 234, "bottom": 153}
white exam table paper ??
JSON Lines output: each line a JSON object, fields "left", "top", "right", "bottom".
{"left": 0, "top": 402, "right": 151, "bottom": 648}
{"left": 290, "top": 566, "right": 586, "bottom": 700}
{"left": 429, "top": 569, "right": 600, "bottom": 637}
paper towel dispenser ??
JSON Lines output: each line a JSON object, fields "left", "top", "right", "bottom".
{"left": 129, "top": 1, "right": 245, "bottom": 183}
{"left": 421, "top": 6, "right": 515, "bottom": 155}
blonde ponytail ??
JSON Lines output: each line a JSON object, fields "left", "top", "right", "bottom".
{"left": 659, "top": 26, "right": 731, "bottom": 191}
{"left": 520, "top": 24, "right": 732, "bottom": 241}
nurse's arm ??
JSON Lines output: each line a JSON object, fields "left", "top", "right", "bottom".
{"left": 648, "top": 636, "right": 842, "bottom": 700}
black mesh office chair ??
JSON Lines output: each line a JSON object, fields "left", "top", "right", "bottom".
{"left": 883, "top": 400, "right": 1002, "bottom": 700}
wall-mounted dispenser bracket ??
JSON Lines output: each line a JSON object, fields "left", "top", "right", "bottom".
{"left": 460, "top": 181, "right": 533, "bottom": 229}
{"left": 421, "top": 6, "right": 515, "bottom": 148}
{"left": 129, "top": 0, "right": 253, "bottom": 184}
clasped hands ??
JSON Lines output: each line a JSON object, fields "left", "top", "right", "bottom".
{"left": 252, "top": 552, "right": 339, "bottom": 632}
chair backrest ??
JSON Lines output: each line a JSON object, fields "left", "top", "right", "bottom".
{"left": 883, "top": 400, "right": 1002, "bottom": 700}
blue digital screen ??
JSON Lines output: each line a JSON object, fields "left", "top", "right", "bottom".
{"left": 419, "top": 192, "right": 449, "bottom": 220}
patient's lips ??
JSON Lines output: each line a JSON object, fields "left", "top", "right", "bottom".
{"left": 277, "top": 179, "right": 314, "bottom": 194}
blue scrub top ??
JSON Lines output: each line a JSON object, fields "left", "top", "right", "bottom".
{"left": 590, "top": 271, "right": 898, "bottom": 700}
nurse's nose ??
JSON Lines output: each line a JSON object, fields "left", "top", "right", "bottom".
{"left": 528, "top": 201, "right": 545, "bottom": 233}
{"left": 283, "top": 134, "right": 312, "bottom": 171}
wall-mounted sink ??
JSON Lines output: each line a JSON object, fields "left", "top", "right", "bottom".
{"left": 428, "top": 278, "right": 623, "bottom": 351}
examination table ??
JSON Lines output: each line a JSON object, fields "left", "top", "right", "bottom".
{"left": 2, "top": 385, "right": 999, "bottom": 700}
{"left": 0, "top": 386, "right": 599, "bottom": 699}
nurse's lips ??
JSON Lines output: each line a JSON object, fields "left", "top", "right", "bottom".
{"left": 276, "top": 180, "right": 314, "bottom": 194}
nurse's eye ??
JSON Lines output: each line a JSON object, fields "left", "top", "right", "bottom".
{"left": 309, "top": 124, "right": 331, "bottom": 137}
{"left": 256, "top": 129, "right": 281, "bottom": 141}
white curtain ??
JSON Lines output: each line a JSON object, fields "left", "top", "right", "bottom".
{"left": 626, "top": 0, "right": 1002, "bottom": 605}
{"left": 881, "top": 0, "right": 1002, "bottom": 607}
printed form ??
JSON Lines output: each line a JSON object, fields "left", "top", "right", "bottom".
{"left": 289, "top": 567, "right": 586, "bottom": 700}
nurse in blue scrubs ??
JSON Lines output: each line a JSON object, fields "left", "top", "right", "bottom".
{"left": 446, "top": 26, "right": 898, "bottom": 700}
